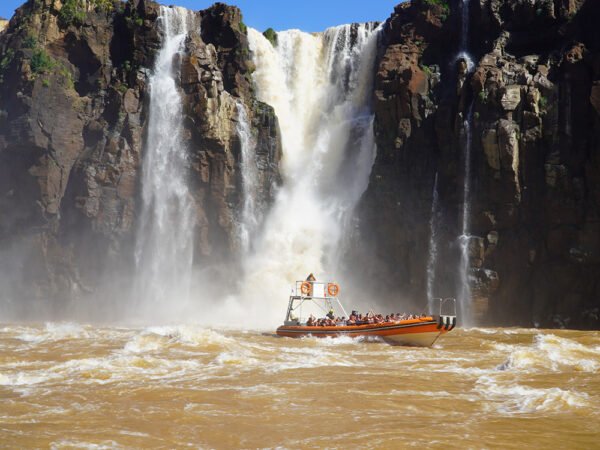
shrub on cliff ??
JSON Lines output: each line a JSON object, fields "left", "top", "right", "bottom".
{"left": 58, "top": 0, "right": 86, "bottom": 27}
{"left": 263, "top": 28, "right": 278, "bottom": 47}
{"left": 30, "top": 48, "right": 55, "bottom": 74}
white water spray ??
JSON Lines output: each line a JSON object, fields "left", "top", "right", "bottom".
{"left": 233, "top": 24, "right": 380, "bottom": 326}
{"left": 235, "top": 101, "right": 261, "bottom": 253}
{"left": 426, "top": 172, "right": 440, "bottom": 314}
{"left": 134, "top": 7, "right": 197, "bottom": 318}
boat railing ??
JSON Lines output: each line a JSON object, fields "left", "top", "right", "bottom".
{"left": 433, "top": 297, "right": 457, "bottom": 331}
{"left": 285, "top": 281, "right": 347, "bottom": 324}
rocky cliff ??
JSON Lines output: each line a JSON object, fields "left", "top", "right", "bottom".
{"left": 0, "top": 0, "right": 280, "bottom": 313}
{"left": 361, "top": 0, "right": 600, "bottom": 328}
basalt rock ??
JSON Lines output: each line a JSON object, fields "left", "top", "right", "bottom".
{"left": 361, "top": 0, "right": 600, "bottom": 329}
{"left": 0, "top": 0, "right": 281, "bottom": 311}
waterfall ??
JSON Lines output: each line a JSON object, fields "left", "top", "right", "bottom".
{"left": 134, "top": 7, "right": 197, "bottom": 319}
{"left": 426, "top": 172, "right": 440, "bottom": 315}
{"left": 235, "top": 101, "right": 260, "bottom": 253}
{"left": 457, "top": 0, "right": 474, "bottom": 324}
{"left": 235, "top": 24, "right": 380, "bottom": 326}
{"left": 457, "top": 0, "right": 473, "bottom": 71}
{"left": 459, "top": 106, "right": 474, "bottom": 325}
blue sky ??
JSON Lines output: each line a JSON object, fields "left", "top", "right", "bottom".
{"left": 0, "top": 0, "right": 400, "bottom": 32}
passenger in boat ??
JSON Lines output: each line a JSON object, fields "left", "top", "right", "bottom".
{"left": 327, "top": 309, "right": 335, "bottom": 320}
{"left": 307, "top": 314, "right": 316, "bottom": 326}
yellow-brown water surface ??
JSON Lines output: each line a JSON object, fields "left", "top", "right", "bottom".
{"left": 1, "top": 324, "right": 599, "bottom": 449}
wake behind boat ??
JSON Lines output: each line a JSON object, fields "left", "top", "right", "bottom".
{"left": 276, "top": 277, "right": 457, "bottom": 347}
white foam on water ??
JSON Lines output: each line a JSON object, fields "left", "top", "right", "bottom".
{"left": 50, "top": 440, "right": 123, "bottom": 450}
{"left": 310, "top": 334, "right": 376, "bottom": 346}
{"left": 122, "top": 325, "right": 237, "bottom": 353}
{"left": 15, "top": 322, "right": 89, "bottom": 344}
{"left": 475, "top": 375, "right": 590, "bottom": 414}
{"left": 213, "top": 350, "right": 259, "bottom": 368}
{"left": 0, "top": 370, "right": 58, "bottom": 386}
{"left": 496, "top": 334, "right": 600, "bottom": 373}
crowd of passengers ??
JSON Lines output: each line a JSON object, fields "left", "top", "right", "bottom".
{"left": 305, "top": 311, "right": 428, "bottom": 327}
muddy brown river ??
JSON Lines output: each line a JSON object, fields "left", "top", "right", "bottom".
{"left": 1, "top": 324, "right": 598, "bottom": 449}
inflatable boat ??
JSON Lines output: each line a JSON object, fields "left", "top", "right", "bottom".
{"left": 276, "top": 279, "right": 457, "bottom": 347}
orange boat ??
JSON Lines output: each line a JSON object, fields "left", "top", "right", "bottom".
{"left": 276, "top": 279, "right": 457, "bottom": 347}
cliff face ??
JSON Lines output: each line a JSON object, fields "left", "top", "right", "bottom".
{"left": 0, "top": 0, "right": 280, "bottom": 309}
{"left": 362, "top": 0, "right": 600, "bottom": 328}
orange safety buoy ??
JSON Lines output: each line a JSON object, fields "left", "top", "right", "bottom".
{"left": 327, "top": 283, "right": 340, "bottom": 297}
{"left": 300, "top": 281, "right": 312, "bottom": 295}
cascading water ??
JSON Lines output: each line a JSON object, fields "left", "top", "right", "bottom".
{"left": 457, "top": 0, "right": 473, "bottom": 71}
{"left": 426, "top": 172, "right": 440, "bottom": 315}
{"left": 459, "top": 106, "right": 474, "bottom": 325}
{"left": 235, "top": 101, "right": 261, "bottom": 253}
{"left": 134, "top": 7, "right": 197, "bottom": 319}
{"left": 457, "top": 0, "right": 474, "bottom": 325}
{"left": 234, "top": 24, "right": 380, "bottom": 326}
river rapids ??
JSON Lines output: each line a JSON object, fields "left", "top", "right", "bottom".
{"left": 1, "top": 325, "right": 598, "bottom": 448}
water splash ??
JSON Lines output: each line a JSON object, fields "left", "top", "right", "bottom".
{"left": 238, "top": 24, "right": 380, "bottom": 326}
{"left": 134, "top": 7, "right": 197, "bottom": 318}
{"left": 426, "top": 172, "right": 440, "bottom": 314}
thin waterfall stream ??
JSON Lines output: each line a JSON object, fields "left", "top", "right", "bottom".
{"left": 426, "top": 172, "right": 440, "bottom": 315}
{"left": 457, "top": 0, "right": 474, "bottom": 325}
{"left": 134, "top": 7, "right": 197, "bottom": 319}
{"left": 235, "top": 101, "right": 261, "bottom": 254}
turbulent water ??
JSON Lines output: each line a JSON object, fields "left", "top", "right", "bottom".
{"left": 134, "top": 7, "right": 197, "bottom": 318}
{"left": 239, "top": 25, "right": 380, "bottom": 325}
{"left": 1, "top": 324, "right": 598, "bottom": 448}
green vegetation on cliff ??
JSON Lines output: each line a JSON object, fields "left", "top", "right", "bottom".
{"left": 30, "top": 48, "right": 55, "bottom": 74}
{"left": 263, "top": 28, "right": 278, "bottom": 46}
{"left": 58, "top": 0, "right": 115, "bottom": 27}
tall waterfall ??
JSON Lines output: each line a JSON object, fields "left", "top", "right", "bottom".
{"left": 426, "top": 172, "right": 440, "bottom": 315}
{"left": 236, "top": 24, "right": 380, "bottom": 326}
{"left": 458, "top": 0, "right": 474, "bottom": 325}
{"left": 134, "top": 7, "right": 197, "bottom": 318}
{"left": 235, "top": 101, "right": 260, "bottom": 254}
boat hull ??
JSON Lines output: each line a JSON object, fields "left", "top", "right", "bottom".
{"left": 276, "top": 318, "right": 451, "bottom": 347}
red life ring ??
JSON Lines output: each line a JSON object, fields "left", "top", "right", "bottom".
{"left": 300, "top": 281, "right": 312, "bottom": 295}
{"left": 327, "top": 283, "right": 340, "bottom": 297}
